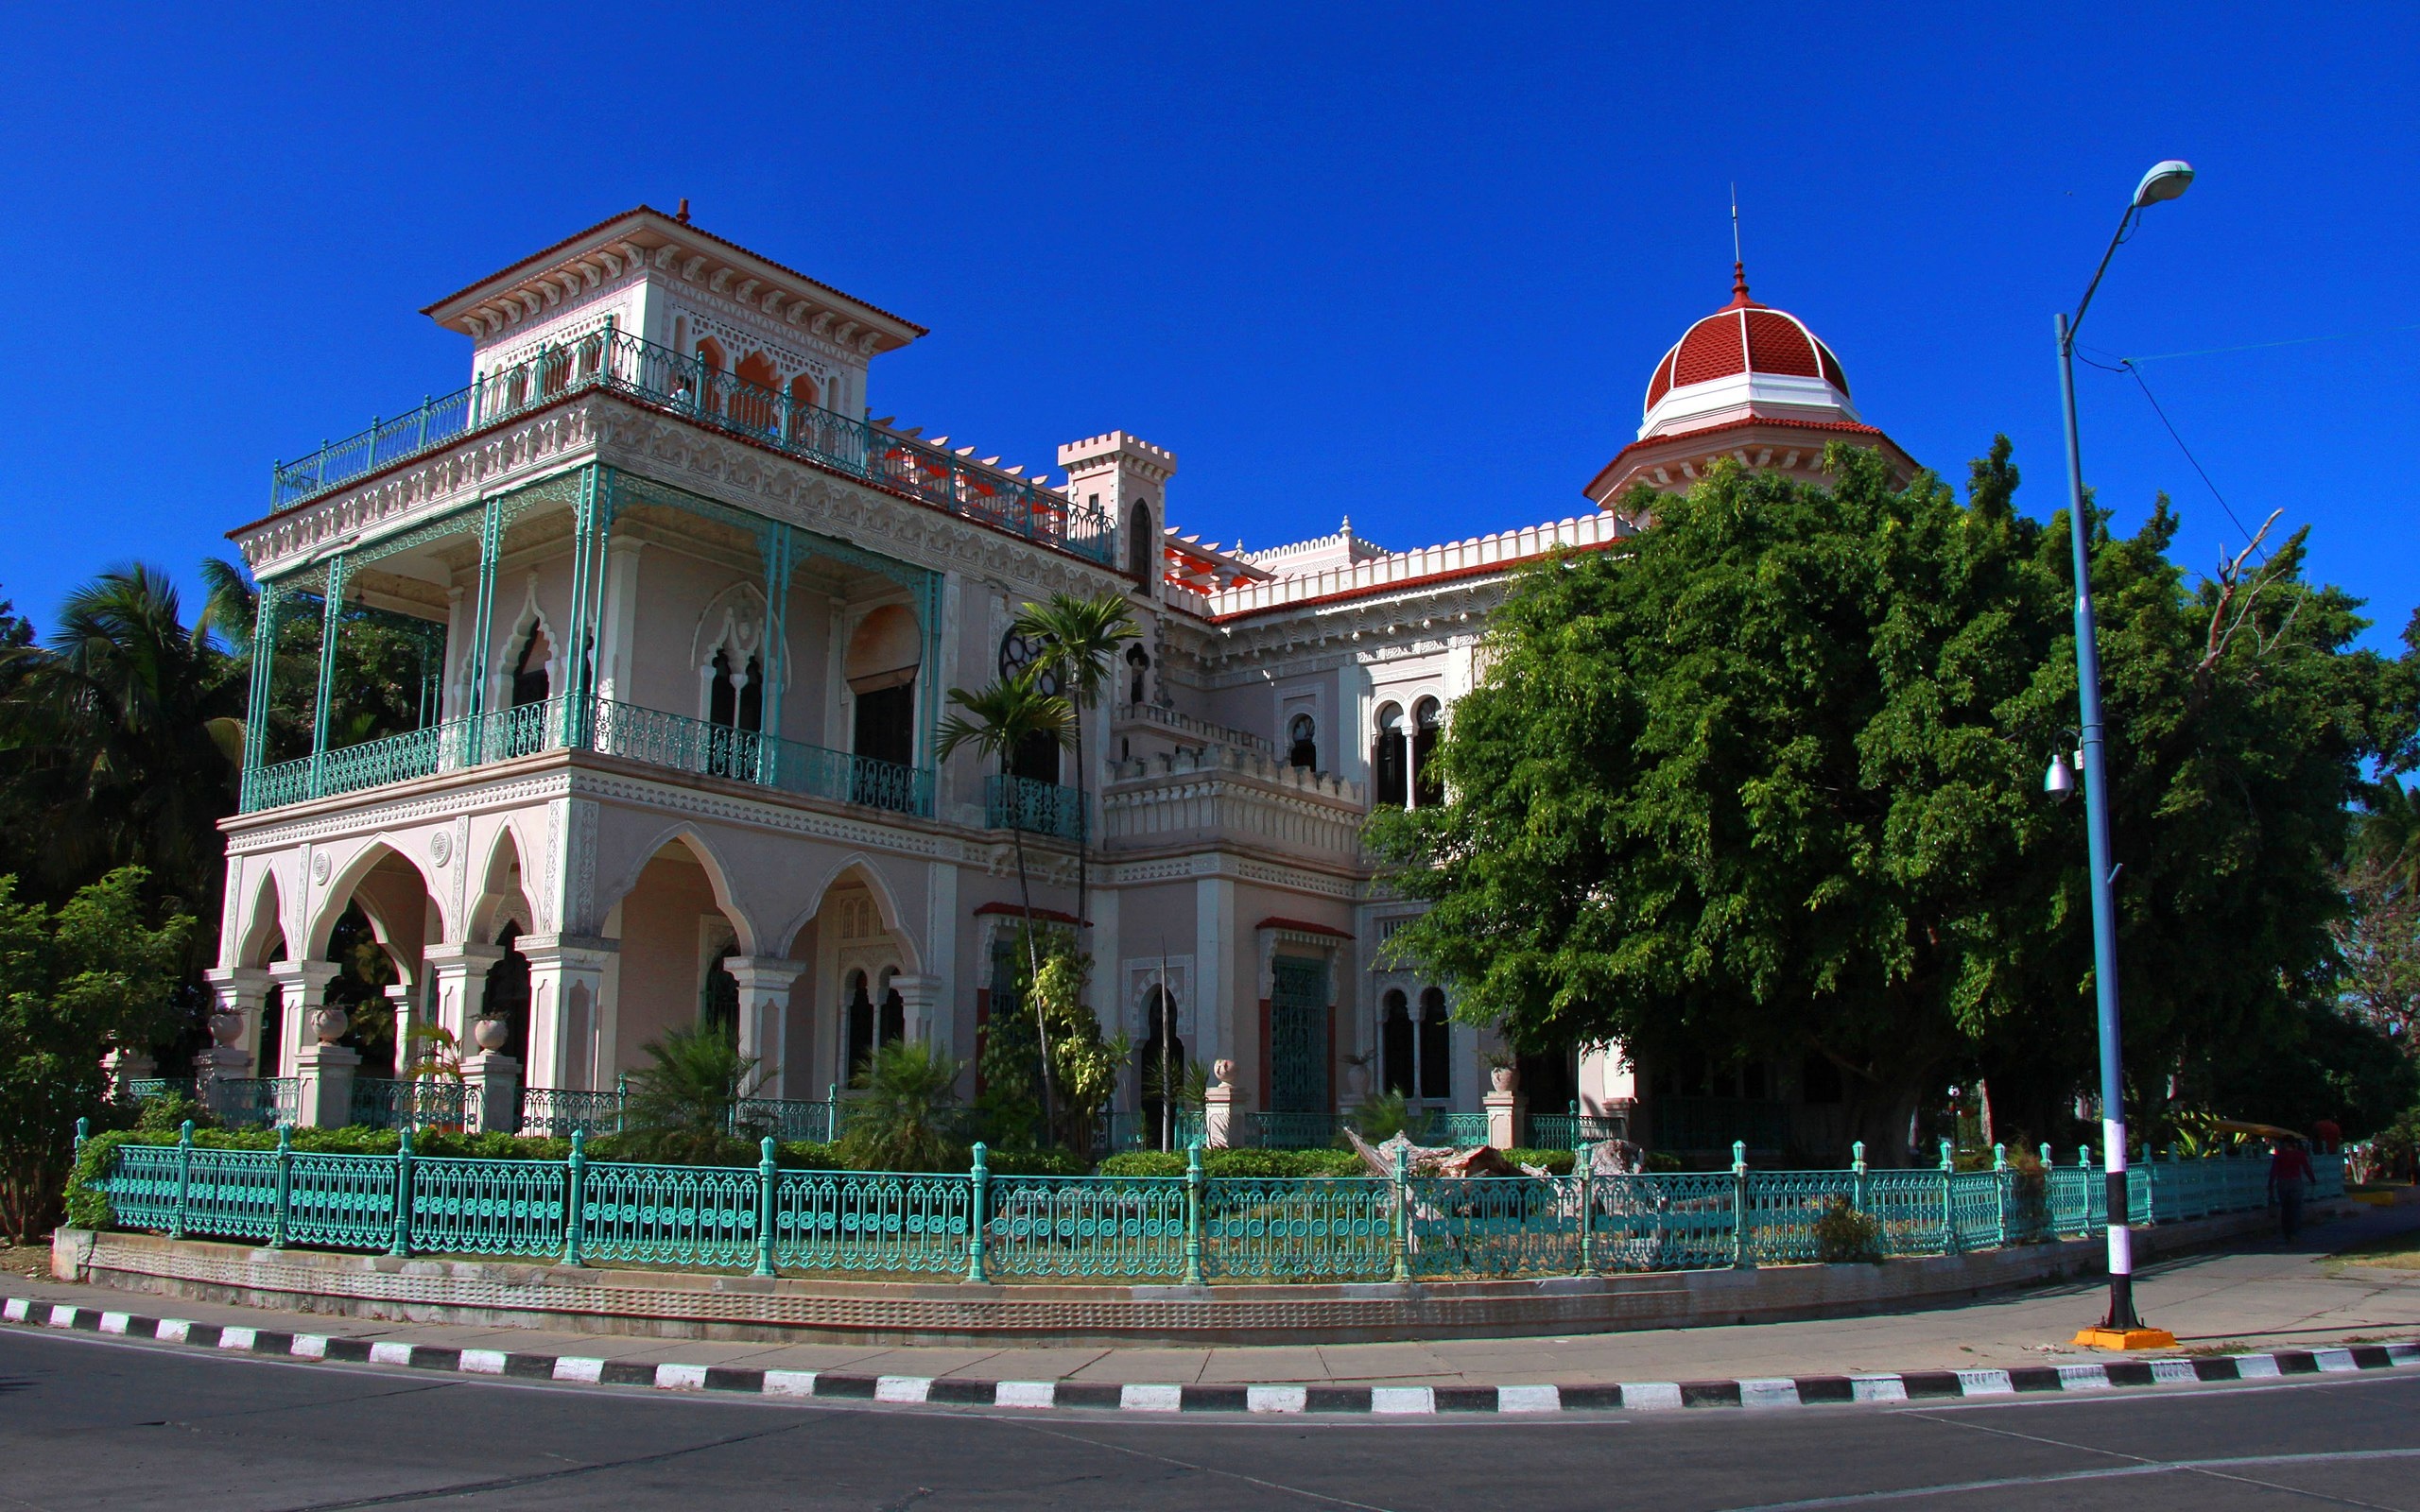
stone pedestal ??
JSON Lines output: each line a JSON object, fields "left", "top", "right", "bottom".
{"left": 1202, "top": 1059, "right": 1248, "bottom": 1148}
{"left": 724, "top": 957, "right": 808, "bottom": 1097}
{"left": 460, "top": 1051, "right": 523, "bottom": 1135}
{"left": 99, "top": 1046, "right": 155, "bottom": 1101}
{"left": 268, "top": 960, "right": 342, "bottom": 1073}
{"left": 1484, "top": 1088, "right": 1526, "bottom": 1151}
{"left": 421, "top": 942, "right": 507, "bottom": 1048}
{"left": 293, "top": 1040, "right": 361, "bottom": 1128}
{"left": 203, "top": 966, "right": 272, "bottom": 1078}
{"left": 517, "top": 934, "right": 618, "bottom": 1093}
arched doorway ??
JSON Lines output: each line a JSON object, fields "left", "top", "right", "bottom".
{"left": 1138, "top": 986, "right": 1185, "bottom": 1148}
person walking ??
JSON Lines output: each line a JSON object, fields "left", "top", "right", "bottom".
{"left": 2268, "top": 1138, "right": 2316, "bottom": 1242}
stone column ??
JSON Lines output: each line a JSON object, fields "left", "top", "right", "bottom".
{"left": 890, "top": 972, "right": 942, "bottom": 1046}
{"left": 421, "top": 942, "right": 506, "bottom": 1052}
{"left": 1202, "top": 1058, "right": 1248, "bottom": 1148}
{"left": 291, "top": 1009, "right": 360, "bottom": 1128}
{"left": 459, "top": 1047, "right": 523, "bottom": 1135}
{"left": 267, "top": 960, "right": 342, "bottom": 1077}
{"left": 385, "top": 983, "right": 416, "bottom": 1074}
{"left": 201, "top": 966, "right": 272, "bottom": 1081}
{"left": 725, "top": 957, "right": 808, "bottom": 1098}
{"left": 1484, "top": 1069, "right": 1525, "bottom": 1152}
{"left": 517, "top": 935, "right": 618, "bottom": 1092}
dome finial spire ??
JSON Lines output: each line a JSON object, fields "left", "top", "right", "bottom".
{"left": 1728, "top": 184, "right": 1752, "bottom": 305}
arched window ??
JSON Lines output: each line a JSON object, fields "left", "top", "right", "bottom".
{"left": 1138, "top": 986, "right": 1186, "bottom": 1149}
{"left": 786, "top": 375, "right": 822, "bottom": 444}
{"left": 843, "top": 970, "right": 874, "bottom": 1081}
{"left": 1127, "top": 500, "right": 1156, "bottom": 582}
{"left": 846, "top": 606, "right": 921, "bottom": 776}
{"left": 694, "top": 337, "right": 726, "bottom": 417}
{"left": 1411, "top": 697, "right": 1443, "bottom": 807}
{"left": 700, "top": 941, "right": 739, "bottom": 1036}
{"left": 1418, "top": 988, "right": 1451, "bottom": 1100}
{"left": 1000, "top": 629, "right": 1063, "bottom": 784}
{"left": 1381, "top": 989, "right": 1413, "bottom": 1096}
{"left": 1372, "top": 703, "right": 1408, "bottom": 807}
{"left": 481, "top": 924, "right": 531, "bottom": 1064}
{"left": 510, "top": 626, "right": 550, "bottom": 709}
{"left": 1125, "top": 644, "right": 1150, "bottom": 708}
{"left": 707, "top": 648, "right": 764, "bottom": 732}
{"left": 1288, "top": 713, "right": 1317, "bottom": 772}
{"left": 878, "top": 969, "right": 906, "bottom": 1050}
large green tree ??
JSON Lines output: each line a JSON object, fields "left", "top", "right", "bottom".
{"left": 1371, "top": 441, "right": 2402, "bottom": 1160}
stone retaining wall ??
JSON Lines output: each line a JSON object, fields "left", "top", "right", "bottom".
{"left": 52, "top": 1206, "right": 2314, "bottom": 1347}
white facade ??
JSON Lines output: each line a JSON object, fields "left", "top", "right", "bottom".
{"left": 211, "top": 211, "right": 1910, "bottom": 1154}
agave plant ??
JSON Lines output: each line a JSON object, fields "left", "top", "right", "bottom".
{"left": 839, "top": 1039, "right": 968, "bottom": 1172}
{"left": 620, "top": 1023, "right": 759, "bottom": 1163}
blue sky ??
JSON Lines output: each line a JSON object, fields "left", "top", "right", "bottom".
{"left": 4, "top": 4, "right": 2413, "bottom": 653}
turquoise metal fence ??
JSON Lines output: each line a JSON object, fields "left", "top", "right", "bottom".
{"left": 350, "top": 1078, "right": 468, "bottom": 1131}
{"left": 984, "top": 773, "right": 1084, "bottom": 841}
{"left": 1526, "top": 1102, "right": 1630, "bottom": 1150}
{"left": 519, "top": 1086, "right": 626, "bottom": 1138}
{"left": 270, "top": 328, "right": 1115, "bottom": 566}
{"left": 88, "top": 1124, "right": 2335, "bottom": 1283}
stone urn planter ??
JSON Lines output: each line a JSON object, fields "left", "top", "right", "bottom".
{"left": 311, "top": 1005, "right": 350, "bottom": 1045}
{"left": 1341, "top": 1060, "right": 1371, "bottom": 1098}
{"left": 1490, "top": 1065, "right": 1518, "bottom": 1094}
{"left": 1212, "top": 1057, "right": 1237, "bottom": 1089}
{"left": 472, "top": 1016, "right": 510, "bottom": 1052}
{"left": 209, "top": 1010, "right": 244, "bottom": 1047}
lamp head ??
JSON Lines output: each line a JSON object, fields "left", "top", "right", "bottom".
{"left": 2133, "top": 160, "right": 2196, "bottom": 208}
{"left": 2044, "top": 753, "right": 2077, "bottom": 802}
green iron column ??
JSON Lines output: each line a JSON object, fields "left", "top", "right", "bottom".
{"left": 306, "top": 553, "right": 350, "bottom": 799}
{"left": 240, "top": 577, "right": 285, "bottom": 809}
{"left": 754, "top": 522, "right": 792, "bottom": 784}
{"left": 462, "top": 494, "right": 507, "bottom": 761}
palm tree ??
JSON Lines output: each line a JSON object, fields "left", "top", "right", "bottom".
{"left": 6, "top": 565, "right": 245, "bottom": 930}
{"left": 841, "top": 1039, "right": 969, "bottom": 1171}
{"left": 935, "top": 675, "right": 1073, "bottom": 1134}
{"left": 1011, "top": 593, "right": 1138, "bottom": 933}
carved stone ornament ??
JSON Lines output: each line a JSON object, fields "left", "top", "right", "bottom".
{"left": 312, "top": 1006, "right": 350, "bottom": 1044}
{"left": 429, "top": 832, "right": 452, "bottom": 867}
{"left": 1212, "top": 1058, "right": 1237, "bottom": 1088}
{"left": 209, "top": 1011, "right": 244, "bottom": 1047}
{"left": 1490, "top": 1065, "right": 1517, "bottom": 1094}
{"left": 311, "top": 853, "right": 332, "bottom": 885}
{"left": 473, "top": 1016, "right": 510, "bottom": 1052}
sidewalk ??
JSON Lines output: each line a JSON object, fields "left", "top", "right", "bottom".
{"left": 9, "top": 1203, "right": 2416, "bottom": 1388}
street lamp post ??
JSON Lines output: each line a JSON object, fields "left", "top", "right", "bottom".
{"left": 2052, "top": 159, "right": 2193, "bottom": 1348}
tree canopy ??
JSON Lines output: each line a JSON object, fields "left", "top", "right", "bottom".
{"left": 1370, "top": 440, "right": 2415, "bottom": 1157}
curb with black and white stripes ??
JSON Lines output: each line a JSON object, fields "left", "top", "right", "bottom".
{"left": 9, "top": 1296, "right": 2416, "bottom": 1416}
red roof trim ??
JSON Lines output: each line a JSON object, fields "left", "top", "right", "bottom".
{"left": 1254, "top": 916, "right": 1353, "bottom": 938}
{"left": 1582, "top": 417, "right": 1915, "bottom": 502}
{"left": 973, "top": 902, "right": 1086, "bottom": 926}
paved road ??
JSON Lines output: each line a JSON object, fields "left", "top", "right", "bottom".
{"left": 7, "top": 1326, "right": 2419, "bottom": 1510}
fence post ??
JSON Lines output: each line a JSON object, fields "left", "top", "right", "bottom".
{"left": 1992, "top": 1143, "right": 2009, "bottom": 1248}
{"left": 753, "top": 1136, "right": 777, "bottom": 1278}
{"left": 1852, "top": 1140, "right": 1868, "bottom": 1217}
{"left": 1184, "top": 1143, "right": 1205, "bottom": 1288}
{"left": 172, "top": 1120, "right": 193, "bottom": 1240}
{"left": 562, "top": 1127, "right": 587, "bottom": 1267}
{"left": 270, "top": 1125, "right": 293, "bottom": 1249}
{"left": 1577, "top": 1144, "right": 1595, "bottom": 1274}
{"left": 1938, "top": 1138, "right": 1958, "bottom": 1254}
{"left": 1732, "top": 1141, "right": 1752, "bottom": 1268}
{"left": 389, "top": 1127, "right": 414, "bottom": 1257}
{"left": 616, "top": 1074, "right": 629, "bottom": 1134}
{"left": 2079, "top": 1145, "right": 2096, "bottom": 1233}
{"left": 1390, "top": 1143, "right": 1412, "bottom": 1283}
{"left": 966, "top": 1143, "right": 990, "bottom": 1284}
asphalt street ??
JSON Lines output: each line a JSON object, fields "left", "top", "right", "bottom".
{"left": 5, "top": 1327, "right": 2419, "bottom": 1510}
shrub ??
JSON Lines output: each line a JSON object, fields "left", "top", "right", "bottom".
{"left": 619, "top": 1024, "right": 758, "bottom": 1163}
{"left": 838, "top": 1040, "right": 969, "bottom": 1173}
{"left": 1349, "top": 1090, "right": 1413, "bottom": 1142}
{"left": 982, "top": 1146, "right": 1089, "bottom": 1177}
{"left": 1814, "top": 1196, "right": 1886, "bottom": 1263}
{"left": 1503, "top": 1149, "right": 1575, "bottom": 1175}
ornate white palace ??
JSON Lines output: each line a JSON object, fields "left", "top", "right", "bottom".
{"left": 199, "top": 210, "right": 1912, "bottom": 1156}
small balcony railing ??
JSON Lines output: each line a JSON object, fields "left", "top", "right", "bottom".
{"left": 242, "top": 696, "right": 935, "bottom": 821}
{"left": 984, "top": 773, "right": 1085, "bottom": 842}
{"left": 270, "top": 328, "right": 1114, "bottom": 565}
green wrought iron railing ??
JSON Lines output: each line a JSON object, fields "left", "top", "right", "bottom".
{"left": 1526, "top": 1103, "right": 1630, "bottom": 1151}
{"left": 350, "top": 1077, "right": 468, "bottom": 1132}
{"left": 82, "top": 1122, "right": 2339, "bottom": 1283}
{"left": 1415, "top": 1109, "right": 1493, "bottom": 1145}
{"left": 125, "top": 1075, "right": 297, "bottom": 1130}
{"left": 518, "top": 1086, "right": 627, "bottom": 1139}
{"left": 270, "top": 329, "right": 1115, "bottom": 566}
{"left": 983, "top": 773, "right": 1085, "bottom": 841}
{"left": 243, "top": 695, "right": 938, "bottom": 818}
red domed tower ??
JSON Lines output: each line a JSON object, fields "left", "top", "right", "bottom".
{"left": 1583, "top": 265, "right": 1915, "bottom": 509}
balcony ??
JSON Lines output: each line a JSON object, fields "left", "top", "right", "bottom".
{"left": 1100, "top": 745, "right": 1366, "bottom": 863}
{"left": 242, "top": 696, "right": 934, "bottom": 819}
{"left": 984, "top": 773, "right": 1085, "bottom": 842}
{"left": 1111, "top": 701, "right": 1276, "bottom": 759}
{"left": 269, "top": 328, "right": 1114, "bottom": 566}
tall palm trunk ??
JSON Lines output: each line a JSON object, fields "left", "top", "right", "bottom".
{"left": 1071, "top": 706, "right": 1090, "bottom": 933}
{"left": 1011, "top": 816, "right": 1055, "bottom": 1139}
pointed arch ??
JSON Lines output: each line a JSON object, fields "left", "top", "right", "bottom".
{"left": 469, "top": 817, "right": 540, "bottom": 945}
{"left": 769, "top": 852, "right": 919, "bottom": 971}
{"left": 595, "top": 820, "right": 758, "bottom": 955}
{"left": 233, "top": 864, "right": 291, "bottom": 968}
{"left": 305, "top": 835, "right": 438, "bottom": 963}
